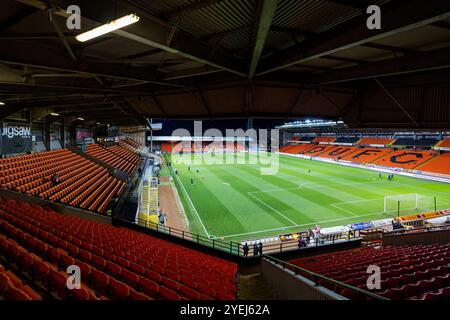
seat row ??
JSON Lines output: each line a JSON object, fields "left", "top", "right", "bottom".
{"left": 0, "top": 198, "right": 237, "bottom": 300}
{"left": 0, "top": 149, "right": 125, "bottom": 214}
{"left": 290, "top": 244, "right": 450, "bottom": 300}
{"left": 85, "top": 144, "right": 139, "bottom": 175}
{"left": 0, "top": 262, "right": 42, "bottom": 300}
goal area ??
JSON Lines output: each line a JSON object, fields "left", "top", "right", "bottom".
{"left": 384, "top": 193, "right": 436, "bottom": 215}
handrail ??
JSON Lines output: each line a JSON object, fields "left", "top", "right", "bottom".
{"left": 384, "top": 223, "right": 450, "bottom": 237}
{"left": 134, "top": 217, "right": 242, "bottom": 255}
{"left": 262, "top": 255, "right": 389, "bottom": 300}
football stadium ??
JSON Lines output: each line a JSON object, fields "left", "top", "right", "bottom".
{"left": 1, "top": 0, "right": 450, "bottom": 307}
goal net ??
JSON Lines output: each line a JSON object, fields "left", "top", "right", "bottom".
{"left": 384, "top": 194, "right": 436, "bottom": 215}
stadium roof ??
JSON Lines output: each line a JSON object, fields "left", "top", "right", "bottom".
{"left": 1, "top": 0, "right": 450, "bottom": 127}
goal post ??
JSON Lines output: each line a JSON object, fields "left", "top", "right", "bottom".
{"left": 384, "top": 194, "right": 436, "bottom": 215}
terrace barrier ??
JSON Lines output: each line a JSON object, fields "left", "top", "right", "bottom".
{"left": 261, "top": 255, "right": 388, "bottom": 300}
{"left": 132, "top": 217, "right": 362, "bottom": 257}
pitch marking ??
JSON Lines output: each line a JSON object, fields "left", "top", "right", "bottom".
{"left": 172, "top": 169, "right": 211, "bottom": 238}
{"left": 247, "top": 192, "right": 298, "bottom": 226}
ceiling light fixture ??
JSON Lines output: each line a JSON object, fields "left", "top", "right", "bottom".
{"left": 78, "top": 117, "right": 85, "bottom": 121}
{"left": 75, "top": 14, "right": 140, "bottom": 42}
{"left": 0, "top": 101, "right": 5, "bottom": 106}
{"left": 50, "top": 112, "right": 60, "bottom": 116}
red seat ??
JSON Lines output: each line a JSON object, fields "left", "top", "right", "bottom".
{"left": 21, "top": 285, "right": 42, "bottom": 300}
{"left": 35, "top": 240, "right": 48, "bottom": 257}
{"left": 77, "top": 261, "right": 92, "bottom": 283}
{"left": 48, "top": 268, "right": 68, "bottom": 299}
{"left": 4, "top": 271, "right": 22, "bottom": 289}
{"left": 59, "top": 253, "right": 75, "bottom": 270}
{"left": 78, "top": 249, "right": 92, "bottom": 263}
{"left": 92, "top": 255, "right": 107, "bottom": 270}
{"left": 121, "top": 269, "right": 140, "bottom": 288}
{"left": 109, "top": 277, "right": 130, "bottom": 300}
{"left": 159, "top": 286, "right": 181, "bottom": 300}
{"left": 5, "top": 285, "right": 32, "bottom": 300}
{"left": 47, "top": 246, "right": 60, "bottom": 265}
{"left": 33, "top": 260, "right": 50, "bottom": 288}
{"left": 91, "top": 268, "right": 110, "bottom": 296}
{"left": 71, "top": 286, "right": 90, "bottom": 300}
{"left": 381, "top": 287, "right": 403, "bottom": 300}
{"left": 161, "top": 277, "right": 180, "bottom": 292}
{"left": 180, "top": 276, "right": 197, "bottom": 289}
{"left": 116, "top": 257, "right": 130, "bottom": 269}
{"left": 165, "top": 271, "right": 180, "bottom": 282}
{"left": 179, "top": 284, "right": 200, "bottom": 300}
{"left": 106, "top": 261, "right": 122, "bottom": 279}
{"left": 197, "top": 283, "right": 216, "bottom": 298}
{"left": 129, "top": 288, "right": 152, "bottom": 300}
{"left": 0, "top": 273, "right": 12, "bottom": 296}
{"left": 145, "top": 269, "right": 161, "bottom": 283}
{"left": 129, "top": 262, "right": 145, "bottom": 274}
{"left": 140, "top": 277, "right": 159, "bottom": 299}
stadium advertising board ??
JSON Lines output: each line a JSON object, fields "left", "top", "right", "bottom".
{"left": 0, "top": 122, "right": 32, "bottom": 155}
{"left": 76, "top": 128, "right": 93, "bottom": 144}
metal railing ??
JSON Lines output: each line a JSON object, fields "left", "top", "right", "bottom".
{"left": 384, "top": 223, "right": 450, "bottom": 237}
{"left": 263, "top": 255, "right": 389, "bottom": 300}
{"left": 134, "top": 217, "right": 362, "bottom": 257}
{"left": 135, "top": 218, "right": 242, "bottom": 255}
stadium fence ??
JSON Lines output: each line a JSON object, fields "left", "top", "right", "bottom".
{"left": 133, "top": 217, "right": 362, "bottom": 257}
{"left": 261, "top": 255, "right": 388, "bottom": 300}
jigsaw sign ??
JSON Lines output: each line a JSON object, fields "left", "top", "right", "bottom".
{"left": 1, "top": 122, "right": 33, "bottom": 155}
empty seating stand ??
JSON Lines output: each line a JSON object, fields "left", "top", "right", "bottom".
{"left": 118, "top": 140, "right": 143, "bottom": 155}
{"left": 418, "top": 153, "right": 450, "bottom": 175}
{"left": 333, "top": 137, "right": 360, "bottom": 144}
{"left": 312, "top": 137, "right": 335, "bottom": 143}
{"left": 372, "top": 150, "right": 436, "bottom": 169}
{"left": 0, "top": 197, "right": 237, "bottom": 300}
{"left": 0, "top": 149, "right": 125, "bottom": 214}
{"left": 280, "top": 143, "right": 316, "bottom": 154}
{"left": 393, "top": 138, "right": 439, "bottom": 147}
{"left": 85, "top": 144, "right": 140, "bottom": 176}
{"left": 289, "top": 244, "right": 450, "bottom": 300}
{"left": 0, "top": 261, "right": 42, "bottom": 300}
{"left": 357, "top": 137, "right": 395, "bottom": 146}
{"left": 437, "top": 139, "right": 450, "bottom": 148}
{"left": 340, "top": 147, "right": 392, "bottom": 163}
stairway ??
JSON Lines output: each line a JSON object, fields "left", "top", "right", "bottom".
{"left": 149, "top": 187, "right": 158, "bottom": 213}
{"left": 238, "top": 273, "right": 277, "bottom": 300}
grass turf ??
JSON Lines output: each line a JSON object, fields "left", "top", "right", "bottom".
{"left": 164, "top": 153, "right": 450, "bottom": 242}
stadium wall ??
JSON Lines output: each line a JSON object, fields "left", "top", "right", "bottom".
{"left": 383, "top": 228, "right": 450, "bottom": 246}
{"left": 261, "top": 258, "right": 345, "bottom": 300}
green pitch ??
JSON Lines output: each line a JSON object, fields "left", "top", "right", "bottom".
{"left": 164, "top": 153, "right": 450, "bottom": 242}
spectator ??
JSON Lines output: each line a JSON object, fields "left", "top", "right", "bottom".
{"left": 243, "top": 243, "right": 249, "bottom": 258}
{"left": 314, "top": 231, "right": 319, "bottom": 246}
{"left": 258, "top": 242, "right": 263, "bottom": 255}
{"left": 158, "top": 210, "right": 166, "bottom": 225}
{"left": 253, "top": 243, "right": 258, "bottom": 256}
{"left": 298, "top": 237, "right": 306, "bottom": 249}
{"left": 50, "top": 174, "right": 60, "bottom": 186}
{"left": 307, "top": 228, "right": 314, "bottom": 243}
